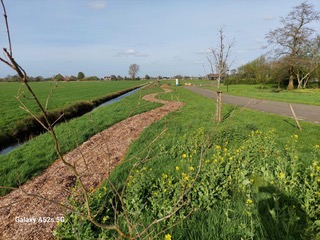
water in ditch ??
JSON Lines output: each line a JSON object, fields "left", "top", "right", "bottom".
{"left": 0, "top": 88, "right": 141, "bottom": 156}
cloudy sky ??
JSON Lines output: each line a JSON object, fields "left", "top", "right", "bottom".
{"left": 1, "top": 0, "right": 320, "bottom": 78}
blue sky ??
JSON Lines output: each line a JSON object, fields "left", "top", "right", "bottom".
{"left": 1, "top": 0, "right": 320, "bottom": 78}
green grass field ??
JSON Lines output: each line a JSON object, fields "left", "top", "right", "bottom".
{"left": 55, "top": 85, "right": 320, "bottom": 239}
{"left": 0, "top": 81, "right": 147, "bottom": 133}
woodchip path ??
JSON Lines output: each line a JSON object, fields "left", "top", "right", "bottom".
{"left": 0, "top": 86, "right": 183, "bottom": 240}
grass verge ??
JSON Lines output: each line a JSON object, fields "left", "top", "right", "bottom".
{"left": 204, "top": 83, "right": 320, "bottom": 106}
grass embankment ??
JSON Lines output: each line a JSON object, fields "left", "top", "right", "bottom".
{"left": 0, "top": 86, "right": 162, "bottom": 196}
{"left": 0, "top": 81, "right": 147, "bottom": 149}
{"left": 56, "top": 86, "right": 320, "bottom": 239}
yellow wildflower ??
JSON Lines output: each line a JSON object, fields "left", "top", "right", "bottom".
{"left": 182, "top": 153, "right": 187, "bottom": 159}
{"left": 175, "top": 166, "right": 179, "bottom": 171}
{"left": 278, "top": 172, "right": 285, "bottom": 180}
{"left": 246, "top": 198, "right": 253, "bottom": 205}
{"left": 165, "top": 234, "right": 172, "bottom": 240}
{"left": 189, "top": 166, "right": 195, "bottom": 171}
{"left": 182, "top": 173, "right": 189, "bottom": 181}
{"left": 162, "top": 173, "right": 168, "bottom": 179}
{"left": 102, "top": 216, "right": 108, "bottom": 223}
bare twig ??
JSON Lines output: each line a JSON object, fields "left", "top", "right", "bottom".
{"left": 0, "top": 0, "right": 12, "bottom": 55}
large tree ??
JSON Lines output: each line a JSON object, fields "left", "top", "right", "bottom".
{"left": 266, "top": 2, "right": 320, "bottom": 90}
{"left": 128, "top": 64, "right": 140, "bottom": 79}
{"left": 77, "top": 71, "right": 85, "bottom": 80}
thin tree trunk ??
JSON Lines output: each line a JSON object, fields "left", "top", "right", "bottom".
{"left": 216, "top": 91, "right": 222, "bottom": 122}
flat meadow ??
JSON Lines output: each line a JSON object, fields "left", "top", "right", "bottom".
{"left": 0, "top": 80, "right": 147, "bottom": 134}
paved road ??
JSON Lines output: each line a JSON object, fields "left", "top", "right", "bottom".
{"left": 185, "top": 86, "right": 320, "bottom": 124}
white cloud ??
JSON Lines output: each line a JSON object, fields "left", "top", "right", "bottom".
{"left": 114, "top": 49, "right": 148, "bottom": 57}
{"left": 88, "top": 1, "right": 107, "bottom": 9}
{"left": 263, "top": 15, "right": 275, "bottom": 21}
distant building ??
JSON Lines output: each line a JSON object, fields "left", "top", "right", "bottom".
{"left": 104, "top": 75, "right": 116, "bottom": 80}
{"left": 207, "top": 73, "right": 225, "bottom": 80}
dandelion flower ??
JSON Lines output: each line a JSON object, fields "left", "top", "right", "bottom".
{"left": 175, "top": 166, "right": 179, "bottom": 171}
{"left": 182, "top": 153, "right": 187, "bottom": 159}
{"left": 189, "top": 166, "right": 195, "bottom": 171}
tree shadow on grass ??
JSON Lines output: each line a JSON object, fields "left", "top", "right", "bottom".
{"left": 223, "top": 106, "right": 239, "bottom": 121}
{"left": 283, "top": 119, "right": 301, "bottom": 130}
{"left": 258, "top": 186, "right": 309, "bottom": 240}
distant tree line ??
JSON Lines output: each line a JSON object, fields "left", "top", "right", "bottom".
{"left": 228, "top": 54, "right": 320, "bottom": 88}
{"left": 228, "top": 2, "right": 320, "bottom": 89}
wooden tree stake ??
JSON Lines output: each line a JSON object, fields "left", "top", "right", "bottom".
{"left": 289, "top": 104, "right": 302, "bottom": 131}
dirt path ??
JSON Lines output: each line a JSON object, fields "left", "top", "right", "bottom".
{"left": 185, "top": 86, "right": 320, "bottom": 124}
{"left": 0, "top": 86, "right": 183, "bottom": 240}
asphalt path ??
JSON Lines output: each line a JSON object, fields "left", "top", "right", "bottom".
{"left": 184, "top": 86, "right": 320, "bottom": 124}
